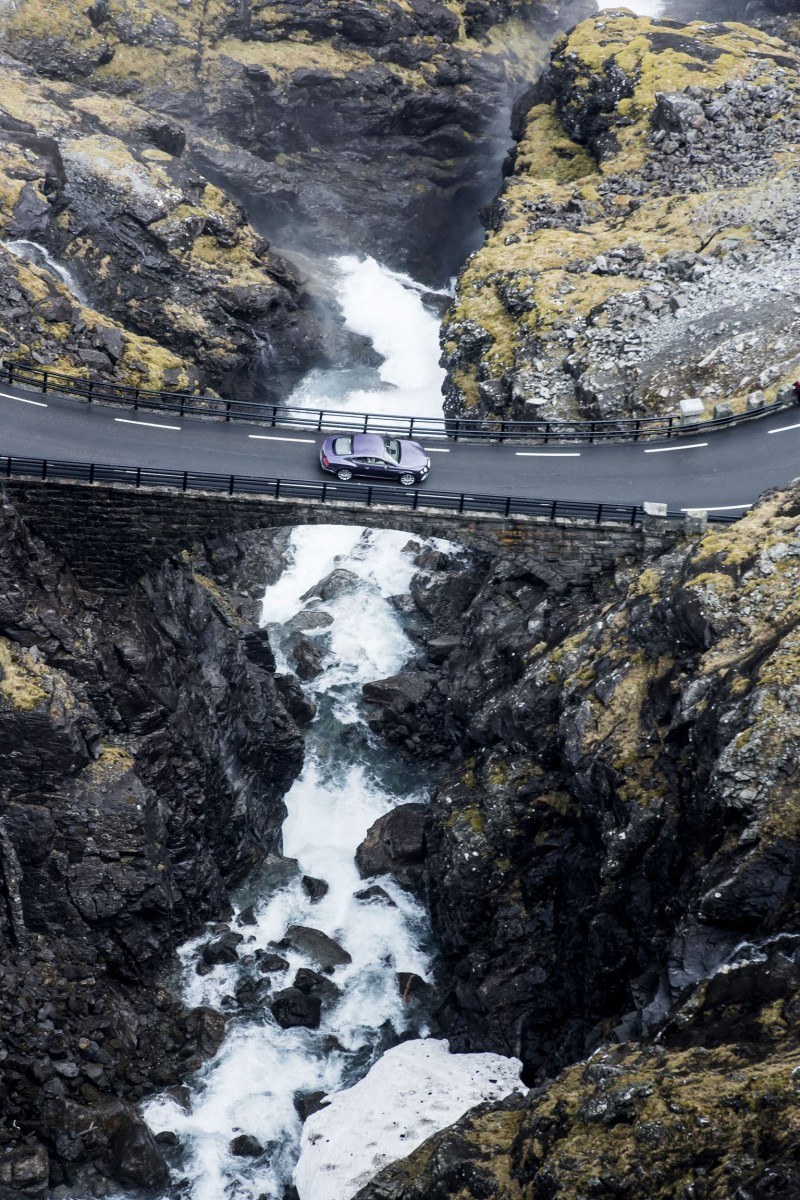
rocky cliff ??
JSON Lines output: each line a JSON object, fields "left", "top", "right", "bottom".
{"left": 359, "top": 484, "right": 800, "bottom": 1196}
{"left": 0, "top": 0, "right": 593, "bottom": 282}
{"left": 0, "top": 52, "right": 322, "bottom": 399}
{"left": 0, "top": 500, "right": 304, "bottom": 1195}
{"left": 442, "top": 13, "right": 800, "bottom": 421}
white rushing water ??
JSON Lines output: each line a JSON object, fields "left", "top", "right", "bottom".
{"left": 288, "top": 255, "right": 447, "bottom": 421}
{"left": 143, "top": 526, "right": 521, "bottom": 1200}
{"left": 3, "top": 238, "right": 90, "bottom": 305}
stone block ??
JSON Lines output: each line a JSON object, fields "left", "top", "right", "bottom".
{"left": 683, "top": 509, "right": 708, "bottom": 534}
{"left": 713, "top": 402, "right": 734, "bottom": 420}
{"left": 747, "top": 390, "right": 766, "bottom": 410}
{"left": 679, "top": 397, "right": 705, "bottom": 420}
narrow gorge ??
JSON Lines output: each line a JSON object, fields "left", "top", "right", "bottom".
{"left": 1, "top": 1, "right": 800, "bottom": 1199}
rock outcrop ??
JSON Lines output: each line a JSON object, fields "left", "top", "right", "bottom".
{"left": 0, "top": 500, "right": 304, "bottom": 1191}
{"left": 0, "top": 0, "right": 594, "bottom": 282}
{"left": 442, "top": 14, "right": 800, "bottom": 421}
{"left": 356, "top": 484, "right": 800, "bottom": 1198}
{"left": 0, "top": 52, "right": 321, "bottom": 399}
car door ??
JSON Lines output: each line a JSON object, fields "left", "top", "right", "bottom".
{"left": 350, "top": 456, "right": 376, "bottom": 479}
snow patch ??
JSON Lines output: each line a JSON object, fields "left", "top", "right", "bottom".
{"left": 294, "top": 1038, "right": 526, "bottom": 1200}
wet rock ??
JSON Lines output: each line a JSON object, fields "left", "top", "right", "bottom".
{"left": 301, "top": 875, "right": 329, "bottom": 902}
{"left": 186, "top": 1007, "right": 227, "bottom": 1057}
{"left": 293, "top": 967, "right": 342, "bottom": 1005}
{"left": 294, "top": 1091, "right": 329, "bottom": 1123}
{"left": 274, "top": 673, "right": 317, "bottom": 725}
{"left": 0, "top": 1140, "right": 49, "bottom": 1200}
{"left": 279, "top": 925, "right": 352, "bottom": 971}
{"left": 270, "top": 987, "right": 322, "bottom": 1030}
{"left": 396, "top": 973, "right": 431, "bottom": 1004}
{"left": 284, "top": 610, "right": 335, "bottom": 632}
{"left": 289, "top": 635, "right": 326, "bottom": 681}
{"left": 236, "top": 905, "right": 258, "bottom": 926}
{"left": 201, "top": 931, "right": 244, "bottom": 966}
{"left": 300, "top": 569, "right": 360, "bottom": 604}
{"left": 355, "top": 804, "right": 428, "bottom": 892}
{"left": 354, "top": 885, "right": 397, "bottom": 907}
{"left": 229, "top": 1134, "right": 264, "bottom": 1158}
{"left": 256, "top": 951, "right": 291, "bottom": 975}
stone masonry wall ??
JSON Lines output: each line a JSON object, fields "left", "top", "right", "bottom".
{"left": 2, "top": 480, "right": 680, "bottom": 592}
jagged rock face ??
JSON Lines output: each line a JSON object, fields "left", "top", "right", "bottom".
{"left": 442, "top": 14, "right": 800, "bottom": 421}
{"left": 363, "top": 486, "right": 800, "bottom": 1084}
{"left": 355, "top": 490, "right": 800, "bottom": 1196}
{"left": 0, "top": 54, "right": 321, "bottom": 399}
{"left": 0, "top": 502, "right": 304, "bottom": 1190}
{"left": 0, "top": 0, "right": 594, "bottom": 283}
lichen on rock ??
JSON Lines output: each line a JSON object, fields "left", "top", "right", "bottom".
{"left": 442, "top": 13, "right": 800, "bottom": 421}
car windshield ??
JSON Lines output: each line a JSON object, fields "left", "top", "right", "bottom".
{"left": 383, "top": 437, "right": 401, "bottom": 462}
{"left": 333, "top": 436, "right": 353, "bottom": 456}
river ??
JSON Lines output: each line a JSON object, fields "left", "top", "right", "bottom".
{"left": 140, "top": 259, "right": 524, "bottom": 1200}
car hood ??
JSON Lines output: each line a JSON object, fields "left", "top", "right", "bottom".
{"left": 400, "top": 441, "right": 428, "bottom": 467}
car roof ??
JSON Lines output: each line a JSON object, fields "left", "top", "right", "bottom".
{"left": 352, "top": 433, "right": 388, "bottom": 455}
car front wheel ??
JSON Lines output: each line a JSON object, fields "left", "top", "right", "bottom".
{"left": 336, "top": 469, "right": 354, "bottom": 481}
{"left": 399, "top": 473, "right": 418, "bottom": 487}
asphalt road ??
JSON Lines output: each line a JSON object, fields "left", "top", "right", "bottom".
{"left": 2, "top": 381, "right": 799, "bottom": 512}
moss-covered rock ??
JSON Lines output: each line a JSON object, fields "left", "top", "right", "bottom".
{"left": 0, "top": 54, "right": 321, "bottom": 397}
{"left": 0, "top": 0, "right": 595, "bottom": 281}
{"left": 442, "top": 13, "right": 800, "bottom": 420}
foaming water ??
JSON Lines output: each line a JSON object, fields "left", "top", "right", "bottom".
{"left": 3, "top": 238, "right": 90, "bottom": 305}
{"left": 143, "top": 526, "right": 448, "bottom": 1200}
{"left": 288, "top": 256, "right": 447, "bottom": 420}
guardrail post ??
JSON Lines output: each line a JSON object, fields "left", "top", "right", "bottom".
{"left": 367, "top": 486, "right": 373, "bottom": 506}
{"left": 89, "top": 464, "right": 95, "bottom": 483}
{"left": 412, "top": 490, "right": 419, "bottom": 510}
{"left": 41, "top": 459, "right": 47, "bottom": 480}
{"left": 642, "top": 501, "right": 667, "bottom": 535}
{"left": 180, "top": 395, "right": 186, "bottom": 420}
{"left": 271, "top": 406, "right": 277, "bottom": 428}
{"left": 504, "top": 496, "right": 511, "bottom": 517}
{"left": 596, "top": 504, "right": 602, "bottom": 523}
{"left": 42, "top": 371, "right": 48, "bottom": 394}
{"left": 229, "top": 476, "right": 234, "bottom": 495}
{"left": 182, "top": 471, "right": 188, "bottom": 491}
{"left": 683, "top": 509, "right": 708, "bottom": 535}
{"left": 458, "top": 493, "right": 465, "bottom": 513}
{"left": 6, "top": 362, "right": 12, "bottom": 386}
{"left": 275, "top": 479, "right": 281, "bottom": 499}
{"left": 135, "top": 468, "right": 141, "bottom": 487}
{"left": 134, "top": 389, "right": 139, "bottom": 412}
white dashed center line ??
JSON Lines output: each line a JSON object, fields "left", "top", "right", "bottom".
{"left": 644, "top": 442, "right": 708, "bottom": 454}
{"left": 424, "top": 447, "right": 450, "bottom": 453}
{"left": 0, "top": 391, "right": 47, "bottom": 407}
{"left": 681, "top": 503, "right": 751, "bottom": 512}
{"left": 248, "top": 434, "right": 316, "bottom": 444}
{"left": 768, "top": 421, "right": 800, "bottom": 434}
{"left": 516, "top": 451, "right": 581, "bottom": 458}
{"left": 115, "top": 418, "right": 181, "bottom": 431}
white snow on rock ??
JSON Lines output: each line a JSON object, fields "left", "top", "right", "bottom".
{"left": 294, "top": 1039, "right": 526, "bottom": 1200}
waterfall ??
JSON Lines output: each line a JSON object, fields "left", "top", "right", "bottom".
{"left": 3, "top": 238, "right": 90, "bottom": 306}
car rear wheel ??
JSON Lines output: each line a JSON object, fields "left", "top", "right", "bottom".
{"left": 399, "top": 473, "right": 417, "bottom": 487}
{"left": 336, "top": 469, "right": 354, "bottom": 481}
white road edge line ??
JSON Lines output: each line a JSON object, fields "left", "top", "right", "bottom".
{"left": 516, "top": 451, "right": 581, "bottom": 458}
{"left": 115, "top": 417, "right": 181, "bottom": 431}
{"left": 681, "top": 504, "right": 752, "bottom": 512}
{"left": 248, "top": 434, "right": 316, "bottom": 444}
{"left": 767, "top": 421, "right": 800, "bottom": 434}
{"left": 0, "top": 390, "right": 47, "bottom": 407}
{"left": 644, "top": 442, "right": 708, "bottom": 454}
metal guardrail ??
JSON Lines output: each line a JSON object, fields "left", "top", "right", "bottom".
{"left": 3, "top": 359, "right": 797, "bottom": 445}
{"left": 0, "top": 452, "right": 740, "bottom": 526}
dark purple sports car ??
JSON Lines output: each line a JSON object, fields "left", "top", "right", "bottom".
{"left": 320, "top": 433, "right": 431, "bottom": 486}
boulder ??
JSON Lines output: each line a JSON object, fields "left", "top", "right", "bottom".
{"left": 229, "top": 1134, "right": 264, "bottom": 1158}
{"left": 279, "top": 925, "right": 352, "bottom": 971}
{"left": 300, "top": 569, "right": 360, "bottom": 603}
{"left": 289, "top": 635, "right": 326, "bottom": 681}
{"left": 271, "top": 987, "right": 322, "bottom": 1030}
{"left": 301, "top": 875, "right": 329, "bottom": 902}
{"left": 355, "top": 803, "right": 428, "bottom": 892}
